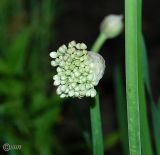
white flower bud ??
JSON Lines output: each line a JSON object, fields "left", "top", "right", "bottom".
{"left": 68, "top": 41, "right": 76, "bottom": 47}
{"left": 51, "top": 61, "right": 57, "bottom": 66}
{"left": 69, "top": 91, "right": 74, "bottom": 97}
{"left": 56, "top": 90, "right": 62, "bottom": 95}
{"left": 75, "top": 92, "right": 79, "bottom": 97}
{"left": 54, "top": 80, "right": 60, "bottom": 86}
{"left": 55, "top": 58, "right": 60, "bottom": 63}
{"left": 60, "top": 75, "right": 66, "bottom": 80}
{"left": 90, "top": 89, "right": 97, "bottom": 97}
{"left": 57, "top": 67, "right": 63, "bottom": 73}
{"left": 75, "top": 86, "right": 80, "bottom": 91}
{"left": 76, "top": 43, "right": 81, "bottom": 49}
{"left": 80, "top": 43, "right": 87, "bottom": 49}
{"left": 53, "top": 75, "right": 60, "bottom": 80}
{"left": 59, "top": 61, "right": 65, "bottom": 67}
{"left": 100, "top": 14, "right": 123, "bottom": 38}
{"left": 60, "top": 80, "right": 66, "bottom": 85}
{"left": 60, "top": 94, "right": 66, "bottom": 98}
{"left": 76, "top": 51, "right": 83, "bottom": 57}
{"left": 61, "top": 85, "right": 67, "bottom": 91}
{"left": 50, "top": 51, "right": 57, "bottom": 58}
{"left": 79, "top": 84, "right": 85, "bottom": 91}
{"left": 59, "top": 45, "right": 67, "bottom": 53}
{"left": 86, "top": 90, "right": 91, "bottom": 97}
{"left": 71, "top": 83, "right": 76, "bottom": 88}
{"left": 74, "top": 71, "right": 80, "bottom": 77}
{"left": 83, "top": 50, "right": 87, "bottom": 55}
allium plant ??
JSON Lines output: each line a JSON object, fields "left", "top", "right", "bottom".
{"left": 49, "top": 41, "right": 105, "bottom": 98}
{"left": 50, "top": 14, "right": 123, "bottom": 155}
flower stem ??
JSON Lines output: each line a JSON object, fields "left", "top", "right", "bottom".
{"left": 90, "top": 32, "right": 107, "bottom": 155}
{"left": 92, "top": 33, "right": 107, "bottom": 53}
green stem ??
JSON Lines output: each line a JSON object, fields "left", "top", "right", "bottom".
{"left": 92, "top": 33, "right": 107, "bottom": 53}
{"left": 90, "top": 32, "right": 107, "bottom": 155}
{"left": 125, "top": 0, "right": 142, "bottom": 154}
{"left": 90, "top": 93, "right": 104, "bottom": 155}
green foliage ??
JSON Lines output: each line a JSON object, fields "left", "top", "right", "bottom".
{"left": 114, "top": 66, "right": 129, "bottom": 155}
{"left": 151, "top": 104, "right": 160, "bottom": 155}
{"left": 104, "top": 131, "right": 120, "bottom": 151}
{"left": 142, "top": 36, "right": 160, "bottom": 155}
{"left": 0, "top": 0, "right": 63, "bottom": 155}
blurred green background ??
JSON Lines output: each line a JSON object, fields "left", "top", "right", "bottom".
{"left": 0, "top": 0, "right": 63, "bottom": 154}
{"left": 0, "top": 0, "right": 160, "bottom": 155}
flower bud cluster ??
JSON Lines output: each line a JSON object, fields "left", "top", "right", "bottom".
{"left": 50, "top": 41, "right": 105, "bottom": 98}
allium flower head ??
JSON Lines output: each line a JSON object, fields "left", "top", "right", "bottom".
{"left": 50, "top": 41, "right": 105, "bottom": 98}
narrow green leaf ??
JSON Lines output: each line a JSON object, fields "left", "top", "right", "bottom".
{"left": 151, "top": 103, "right": 160, "bottom": 155}
{"left": 138, "top": 36, "right": 153, "bottom": 155}
{"left": 142, "top": 36, "right": 160, "bottom": 155}
{"left": 114, "top": 66, "right": 129, "bottom": 155}
{"left": 33, "top": 104, "right": 61, "bottom": 155}
{"left": 141, "top": 37, "right": 152, "bottom": 98}
{"left": 125, "top": 0, "right": 142, "bottom": 154}
{"left": 125, "top": 2, "right": 153, "bottom": 155}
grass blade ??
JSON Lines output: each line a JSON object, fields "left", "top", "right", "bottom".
{"left": 151, "top": 103, "right": 160, "bottom": 155}
{"left": 141, "top": 37, "right": 152, "bottom": 98}
{"left": 138, "top": 36, "right": 153, "bottom": 155}
{"left": 114, "top": 66, "right": 129, "bottom": 155}
{"left": 142, "top": 36, "right": 160, "bottom": 155}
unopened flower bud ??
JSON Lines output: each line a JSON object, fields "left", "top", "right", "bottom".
{"left": 100, "top": 14, "right": 123, "bottom": 38}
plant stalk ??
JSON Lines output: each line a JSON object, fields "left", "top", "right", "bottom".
{"left": 90, "top": 32, "right": 107, "bottom": 155}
